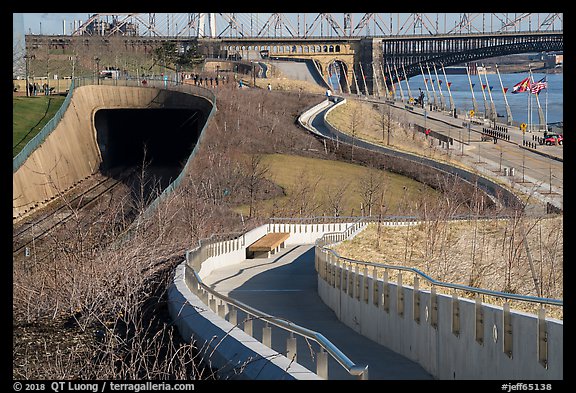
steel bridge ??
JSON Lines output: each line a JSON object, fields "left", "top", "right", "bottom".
{"left": 206, "top": 31, "right": 562, "bottom": 94}
{"left": 27, "top": 13, "right": 562, "bottom": 95}
{"left": 375, "top": 30, "right": 563, "bottom": 86}
{"left": 69, "top": 13, "right": 562, "bottom": 38}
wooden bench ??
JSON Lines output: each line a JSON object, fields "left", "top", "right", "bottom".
{"left": 247, "top": 232, "right": 290, "bottom": 259}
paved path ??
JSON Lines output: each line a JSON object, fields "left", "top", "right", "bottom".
{"left": 202, "top": 244, "right": 434, "bottom": 380}
{"left": 302, "top": 96, "right": 563, "bottom": 213}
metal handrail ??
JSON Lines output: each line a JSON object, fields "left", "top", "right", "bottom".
{"left": 184, "top": 227, "right": 369, "bottom": 379}
{"left": 315, "top": 217, "right": 563, "bottom": 308}
{"left": 188, "top": 267, "right": 368, "bottom": 379}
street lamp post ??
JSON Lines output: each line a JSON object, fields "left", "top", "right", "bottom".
{"left": 95, "top": 57, "right": 100, "bottom": 85}
{"left": 24, "top": 54, "right": 30, "bottom": 97}
{"left": 71, "top": 55, "right": 75, "bottom": 80}
{"left": 24, "top": 54, "right": 36, "bottom": 97}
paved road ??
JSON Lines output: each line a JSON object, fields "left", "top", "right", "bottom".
{"left": 199, "top": 91, "right": 562, "bottom": 381}
{"left": 302, "top": 96, "right": 563, "bottom": 213}
{"left": 202, "top": 244, "right": 434, "bottom": 380}
{"left": 267, "top": 59, "right": 330, "bottom": 88}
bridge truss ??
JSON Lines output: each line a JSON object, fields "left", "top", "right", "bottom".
{"left": 71, "top": 13, "right": 563, "bottom": 38}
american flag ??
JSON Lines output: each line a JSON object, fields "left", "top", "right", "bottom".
{"left": 530, "top": 77, "right": 547, "bottom": 95}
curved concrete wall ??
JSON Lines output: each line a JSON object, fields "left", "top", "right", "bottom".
{"left": 315, "top": 243, "right": 563, "bottom": 380}
{"left": 170, "top": 218, "right": 562, "bottom": 379}
{"left": 13, "top": 85, "right": 213, "bottom": 219}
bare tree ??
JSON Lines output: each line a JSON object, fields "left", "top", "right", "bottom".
{"left": 242, "top": 154, "right": 270, "bottom": 218}
{"left": 358, "top": 167, "right": 385, "bottom": 217}
{"left": 379, "top": 103, "right": 393, "bottom": 146}
{"left": 326, "top": 181, "right": 350, "bottom": 217}
{"left": 349, "top": 102, "right": 364, "bottom": 162}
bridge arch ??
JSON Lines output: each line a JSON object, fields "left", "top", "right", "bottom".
{"left": 327, "top": 59, "right": 350, "bottom": 94}
{"left": 383, "top": 32, "right": 563, "bottom": 84}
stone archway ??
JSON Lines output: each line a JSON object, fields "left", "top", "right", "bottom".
{"left": 327, "top": 59, "right": 351, "bottom": 94}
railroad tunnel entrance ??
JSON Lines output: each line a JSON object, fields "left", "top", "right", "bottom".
{"left": 94, "top": 107, "right": 203, "bottom": 203}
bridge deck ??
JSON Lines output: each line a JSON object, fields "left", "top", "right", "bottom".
{"left": 202, "top": 244, "right": 433, "bottom": 380}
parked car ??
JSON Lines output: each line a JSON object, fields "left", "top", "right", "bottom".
{"left": 543, "top": 133, "right": 563, "bottom": 145}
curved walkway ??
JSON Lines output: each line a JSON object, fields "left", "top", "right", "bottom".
{"left": 300, "top": 97, "right": 562, "bottom": 213}
{"left": 201, "top": 244, "right": 434, "bottom": 380}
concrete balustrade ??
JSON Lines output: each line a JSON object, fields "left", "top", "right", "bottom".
{"left": 169, "top": 217, "right": 562, "bottom": 380}
{"left": 170, "top": 220, "right": 364, "bottom": 380}
{"left": 315, "top": 246, "right": 563, "bottom": 379}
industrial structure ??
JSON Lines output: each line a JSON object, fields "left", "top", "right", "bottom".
{"left": 23, "top": 13, "right": 562, "bottom": 95}
{"left": 66, "top": 13, "right": 562, "bottom": 38}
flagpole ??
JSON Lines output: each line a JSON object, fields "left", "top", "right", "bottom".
{"left": 441, "top": 63, "right": 455, "bottom": 115}
{"left": 482, "top": 64, "right": 497, "bottom": 123}
{"left": 419, "top": 63, "right": 431, "bottom": 107}
{"left": 372, "top": 63, "right": 380, "bottom": 98}
{"left": 402, "top": 62, "right": 412, "bottom": 101}
{"left": 466, "top": 62, "right": 478, "bottom": 114}
{"left": 476, "top": 63, "right": 489, "bottom": 120}
{"left": 386, "top": 63, "right": 397, "bottom": 101}
{"left": 527, "top": 66, "right": 532, "bottom": 132}
{"left": 496, "top": 64, "right": 513, "bottom": 125}
{"left": 533, "top": 76, "right": 546, "bottom": 130}
{"left": 380, "top": 64, "right": 390, "bottom": 99}
{"left": 394, "top": 63, "right": 405, "bottom": 102}
{"left": 359, "top": 63, "right": 369, "bottom": 97}
{"left": 426, "top": 63, "right": 438, "bottom": 109}
{"left": 545, "top": 77, "right": 548, "bottom": 127}
{"left": 342, "top": 64, "right": 352, "bottom": 95}
{"left": 433, "top": 63, "right": 445, "bottom": 111}
{"left": 352, "top": 67, "right": 361, "bottom": 96}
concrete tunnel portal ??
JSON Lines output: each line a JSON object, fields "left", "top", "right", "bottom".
{"left": 13, "top": 85, "right": 215, "bottom": 219}
{"left": 94, "top": 106, "right": 205, "bottom": 197}
{"left": 95, "top": 107, "right": 202, "bottom": 169}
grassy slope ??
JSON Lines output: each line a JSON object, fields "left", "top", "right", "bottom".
{"left": 13, "top": 95, "right": 65, "bottom": 157}
{"left": 234, "top": 153, "right": 440, "bottom": 217}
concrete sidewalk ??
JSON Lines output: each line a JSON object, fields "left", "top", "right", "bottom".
{"left": 306, "top": 97, "right": 562, "bottom": 213}
{"left": 201, "top": 244, "right": 434, "bottom": 380}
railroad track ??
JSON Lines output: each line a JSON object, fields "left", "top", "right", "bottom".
{"left": 12, "top": 167, "right": 136, "bottom": 259}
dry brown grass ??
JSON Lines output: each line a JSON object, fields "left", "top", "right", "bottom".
{"left": 333, "top": 215, "right": 563, "bottom": 319}
{"left": 325, "top": 98, "right": 482, "bottom": 174}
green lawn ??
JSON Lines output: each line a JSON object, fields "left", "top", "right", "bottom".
{"left": 235, "top": 153, "right": 440, "bottom": 217}
{"left": 13, "top": 95, "right": 66, "bottom": 157}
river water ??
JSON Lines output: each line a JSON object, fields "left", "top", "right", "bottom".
{"left": 402, "top": 72, "right": 563, "bottom": 127}
{"left": 331, "top": 71, "right": 563, "bottom": 127}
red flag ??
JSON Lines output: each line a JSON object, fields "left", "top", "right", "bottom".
{"left": 447, "top": 82, "right": 452, "bottom": 88}
{"left": 512, "top": 77, "right": 531, "bottom": 94}
{"left": 482, "top": 84, "right": 486, "bottom": 90}
{"left": 503, "top": 87, "right": 509, "bottom": 94}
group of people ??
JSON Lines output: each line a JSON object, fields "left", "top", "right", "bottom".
{"left": 27, "top": 82, "right": 51, "bottom": 96}
{"left": 188, "top": 73, "right": 229, "bottom": 87}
